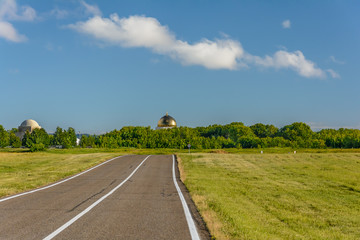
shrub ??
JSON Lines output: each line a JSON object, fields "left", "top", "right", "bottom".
{"left": 30, "top": 143, "right": 46, "bottom": 152}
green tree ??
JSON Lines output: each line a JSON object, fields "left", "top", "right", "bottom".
{"left": 24, "top": 128, "right": 50, "bottom": 152}
{"left": 52, "top": 127, "right": 77, "bottom": 148}
{"left": 9, "top": 132, "right": 21, "bottom": 148}
{"left": 250, "top": 123, "right": 278, "bottom": 138}
{"left": 279, "top": 122, "right": 314, "bottom": 141}
{"left": 0, "top": 125, "right": 10, "bottom": 147}
{"left": 279, "top": 122, "right": 314, "bottom": 147}
{"left": 67, "top": 127, "right": 77, "bottom": 147}
{"left": 227, "top": 123, "right": 255, "bottom": 144}
{"left": 52, "top": 127, "right": 63, "bottom": 146}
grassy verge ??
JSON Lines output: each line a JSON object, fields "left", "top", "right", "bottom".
{"left": 0, "top": 147, "right": 191, "bottom": 198}
{"left": 0, "top": 151, "right": 124, "bottom": 198}
{"left": 177, "top": 152, "right": 360, "bottom": 239}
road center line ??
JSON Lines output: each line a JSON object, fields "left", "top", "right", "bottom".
{"left": 43, "top": 155, "right": 151, "bottom": 240}
{"left": 172, "top": 155, "right": 200, "bottom": 240}
{"left": 0, "top": 155, "right": 126, "bottom": 203}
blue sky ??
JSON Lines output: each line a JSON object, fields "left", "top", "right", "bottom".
{"left": 1, "top": 0, "right": 359, "bottom": 133}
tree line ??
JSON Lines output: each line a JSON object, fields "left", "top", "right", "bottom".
{"left": 1, "top": 122, "right": 360, "bottom": 151}
{"left": 0, "top": 126, "right": 77, "bottom": 152}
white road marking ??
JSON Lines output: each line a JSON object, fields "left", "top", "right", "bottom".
{"left": 0, "top": 155, "right": 126, "bottom": 203}
{"left": 43, "top": 155, "right": 151, "bottom": 240}
{"left": 172, "top": 155, "right": 200, "bottom": 240}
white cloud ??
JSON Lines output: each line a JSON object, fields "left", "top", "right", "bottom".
{"left": 330, "top": 55, "right": 345, "bottom": 65}
{"left": 68, "top": 14, "right": 332, "bottom": 77}
{"left": 0, "top": 0, "right": 35, "bottom": 42}
{"left": 282, "top": 19, "right": 291, "bottom": 29}
{"left": 68, "top": 14, "right": 244, "bottom": 70}
{"left": 0, "top": 20, "right": 26, "bottom": 42}
{"left": 326, "top": 69, "right": 340, "bottom": 79}
{"left": 248, "top": 50, "right": 326, "bottom": 78}
{"left": 0, "top": 0, "right": 36, "bottom": 21}
{"left": 80, "top": 1, "right": 101, "bottom": 16}
{"left": 50, "top": 7, "right": 69, "bottom": 19}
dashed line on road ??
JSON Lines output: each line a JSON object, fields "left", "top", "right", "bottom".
{"left": 43, "top": 155, "right": 151, "bottom": 240}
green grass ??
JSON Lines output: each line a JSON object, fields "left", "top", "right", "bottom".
{"left": 0, "top": 151, "right": 125, "bottom": 197}
{"left": 178, "top": 152, "right": 360, "bottom": 240}
{"left": 0, "top": 147, "right": 186, "bottom": 198}
{"left": 2, "top": 148, "right": 360, "bottom": 239}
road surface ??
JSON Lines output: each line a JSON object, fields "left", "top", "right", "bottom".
{"left": 0, "top": 155, "right": 210, "bottom": 240}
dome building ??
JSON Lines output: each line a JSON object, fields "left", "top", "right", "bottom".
{"left": 156, "top": 113, "right": 177, "bottom": 129}
{"left": 16, "top": 119, "right": 41, "bottom": 139}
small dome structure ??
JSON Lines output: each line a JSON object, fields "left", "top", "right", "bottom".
{"left": 157, "top": 113, "right": 177, "bottom": 129}
{"left": 20, "top": 119, "right": 41, "bottom": 129}
{"left": 16, "top": 119, "right": 41, "bottom": 140}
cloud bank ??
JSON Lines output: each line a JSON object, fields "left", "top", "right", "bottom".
{"left": 0, "top": 0, "right": 36, "bottom": 42}
{"left": 67, "top": 4, "right": 337, "bottom": 78}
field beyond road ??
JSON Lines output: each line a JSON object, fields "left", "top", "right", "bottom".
{"left": 1, "top": 149, "right": 360, "bottom": 239}
{"left": 0, "top": 151, "right": 122, "bottom": 197}
{"left": 178, "top": 152, "right": 360, "bottom": 240}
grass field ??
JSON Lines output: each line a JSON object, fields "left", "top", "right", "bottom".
{"left": 1, "top": 148, "right": 360, "bottom": 239}
{"left": 0, "top": 150, "right": 124, "bottom": 197}
{"left": 178, "top": 153, "right": 360, "bottom": 240}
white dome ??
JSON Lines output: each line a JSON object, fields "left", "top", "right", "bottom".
{"left": 20, "top": 119, "right": 41, "bottom": 129}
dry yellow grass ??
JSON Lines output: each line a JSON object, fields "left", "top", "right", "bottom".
{"left": 0, "top": 152, "right": 121, "bottom": 197}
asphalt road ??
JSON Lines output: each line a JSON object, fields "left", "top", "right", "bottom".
{"left": 0, "top": 155, "right": 210, "bottom": 240}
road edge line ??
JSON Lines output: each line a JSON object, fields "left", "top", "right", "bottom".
{"left": 172, "top": 154, "right": 200, "bottom": 240}
{"left": 0, "top": 155, "right": 125, "bottom": 203}
{"left": 43, "top": 155, "right": 151, "bottom": 240}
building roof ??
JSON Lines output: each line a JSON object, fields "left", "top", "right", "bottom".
{"left": 157, "top": 113, "right": 177, "bottom": 128}
{"left": 20, "top": 119, "right": 41, "bottom": 129}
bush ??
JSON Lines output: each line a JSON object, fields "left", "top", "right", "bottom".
{"left": 9, "top": 132, "right": 21, "bottom": 148}
{"left": 30, "top": 143, "right": 46, "bottom": 152}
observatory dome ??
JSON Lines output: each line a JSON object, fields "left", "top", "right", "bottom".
{"left": 20, "top": 119, "right": 41, "bottom": 129}
{"left": 16, "top": 119, "right": 42, "bottom": 140}
{"left": 157, "top": 113, "right": 177, "bottom": 129}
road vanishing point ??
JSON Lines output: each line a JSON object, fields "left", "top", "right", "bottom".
{"left": 0, "top": 155, "right": 210, "bottom": 240}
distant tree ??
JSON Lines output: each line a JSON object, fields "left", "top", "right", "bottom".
{"left": 24, "top": 128, "right": 50, "bottom": 151}
{"left": 317, "top": 128, "right": 360, "bottom": 148}
{"left": 9, "top": 132, "right": 21, "bottom": 148}
{"left": 279, "top": 122, "right": 314, "bottom": 148}
{"left": 250, "top": 123, "right": 278, "bottom": 138}
{"left": 9, "top": 128, "right": 18, "bottom": 133}
{"left": 67, "top": 127, "right": 77, "bottom": 147}
{"left": 238, "top": 136, "right": 261, "bottom": 148}
{"left": 75, "top": 121, "right": 360, "bottom": 150}
{"left": 227, "top": 123, "right": 255, "bottom": 144}
{"left": 52, "top": 127, "right": 77, "bottom": 148}
{"left": 52, "top": 127, "right": 63, "bottom": 146}
{"left": 80, "top": 135, "right": 88, "bottom": 148}
{"left": 80, "top": 135, "right": 96, "bottom": 148}
{"left": 0, "top": 125, "right": 10, "bottom": 147}
{"left": 22, "top": 131, "right": 31, "bottom": 147}
{"left": 279, "top": 122, "right": 314, "bottom": 141}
